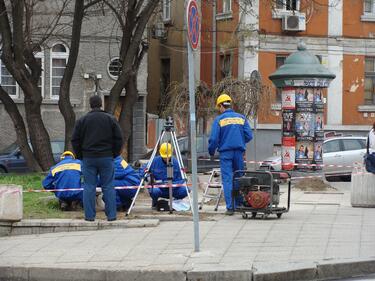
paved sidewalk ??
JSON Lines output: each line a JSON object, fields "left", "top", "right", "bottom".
{"left": 0, "top": 182, "right": 374, "bottom": 281}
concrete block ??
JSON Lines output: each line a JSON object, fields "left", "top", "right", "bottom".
{"left": 187, "top": 269, "right": 252, "bottom": 281}
{"left": 69, "top": 220, "right": 98, "bottom": 227}
{"left": 0, "top": 266, "right": 28, "bottom": 281}
{"left": 0, "top": 185, "right": 23, "bottom": 222}
{"left": 253, "top": 262, "right": 317, "bottom": 281}
{"left": 28, "top": 267, "right": 106, "bottom": 281}
{"left": 351, "top": 170, "right": 375, "bottom": 207}
{"left": 106, "top": 269, "right": 186, "bottom": 281}
{"left": 317, "top": 259, "right": 375, "bottom": 280}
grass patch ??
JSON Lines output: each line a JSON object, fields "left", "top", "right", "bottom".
{"left": 0, "top": 173, "right": 73, "bottom": 219}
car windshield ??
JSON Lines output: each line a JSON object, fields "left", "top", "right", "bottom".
{"left": 0, "top": 142, "right": 18, "bottom": 155}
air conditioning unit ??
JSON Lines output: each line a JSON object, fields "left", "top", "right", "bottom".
{"left": 282, "top": 14, "right": 306, "bottom": 32}
{"left": 152, "top": 23, "right": 167, "bottom": 39}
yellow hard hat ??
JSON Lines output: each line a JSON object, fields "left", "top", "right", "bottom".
{"left": 216, "top": 92, "right": 232, "bottom": 108}
{"left": 159, "top": 143, "right": 172, "bottom": 158}
{"left": 61, "top": 151, "right": 75, "bottom": 160}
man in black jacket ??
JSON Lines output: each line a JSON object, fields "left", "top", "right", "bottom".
{"left": 71, "top": 95, "right": 123, "bottom": 221}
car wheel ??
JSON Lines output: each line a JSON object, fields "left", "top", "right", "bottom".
{"left": 0, "top": 167, "right": 7, "bottom": 173}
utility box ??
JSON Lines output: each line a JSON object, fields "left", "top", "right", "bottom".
{"left": 0, "top": 185, "right": 23, "bottom": 222}
{"left": 269, "top": 42, "right": 335, "bottom": 172}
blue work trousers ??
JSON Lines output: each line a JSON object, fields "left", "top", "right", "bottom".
{"left": 149, "top": 186, "right": 188, "bottom": 205}
{"left": 220, "top": 150, "right": 244, "bottom": 210}
{"left": 82, "top": 157, "right": 116, "bottom": 220}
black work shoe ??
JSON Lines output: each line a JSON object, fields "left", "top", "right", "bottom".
{"left": 85, "top": 218, "right": 95, "bottom": 222}
{"left": 225, "top": 210, "right": 234, "bottom": 216}
{"left": 107, "top": 218, "right": 117, "bottom": 222}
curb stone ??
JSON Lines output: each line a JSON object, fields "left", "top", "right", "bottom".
{"left": 0, "top": 259, "right": 375, "bottom": 281}
{"left": 0, "top": 219, "right": 160, "bottom": 237}
{"left": 253, "top": 262, "right": 317, "bottom": 281}
{"left": 317, "top": 259, "right": 375, "bottom": 280}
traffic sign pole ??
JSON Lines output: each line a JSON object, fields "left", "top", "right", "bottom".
{"left": 186, "top": 0, "right": 200, "bottom": 252}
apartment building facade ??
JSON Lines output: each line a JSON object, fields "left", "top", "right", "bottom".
{"left": 200, "top": 0, "right": 375, "bottom": 161}
{"left": 0, "top": 8, "right": 148, "bottom": 161}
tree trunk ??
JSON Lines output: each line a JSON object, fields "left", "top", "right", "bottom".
{"left": 119, "top": 74, "right": 138, "bottom": 160}
{"left": 24, "top": 89, "right": 54, "bottom": 171}
{"left": 59, "top": 0, "right": 85, "bottom": 151}
{"left": 0, "top": 87, "right": 41, "bottom": 172}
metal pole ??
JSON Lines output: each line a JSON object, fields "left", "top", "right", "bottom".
{"left": 188, "top": 40, "right": 200, "bottom": 252}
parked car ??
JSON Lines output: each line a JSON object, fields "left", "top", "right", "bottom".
{"left": 0, "top": 140, "right": 65, "bottom": 173}
{"left": 259, "top": 136, "right": 367, "bottom": 180}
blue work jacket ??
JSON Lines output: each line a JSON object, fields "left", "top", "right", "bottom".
{"left": 113, "top": 156, "right": 141, "bottom": 187}
{"left": 141, "top": 156, "right": 184, "bottom": 185}
{"left": 208, "top": 109, "right": 253, "bottom": 155}
{"left": 42, "top": 156, "right": 83, "bottom": 200}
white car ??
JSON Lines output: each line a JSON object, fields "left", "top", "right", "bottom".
{"left": 259, "top": 136, "right": 367, "bottom": 180}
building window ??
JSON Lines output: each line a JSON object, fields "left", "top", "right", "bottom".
{"left": 276, "top": 0, "right": 300, "bottom": 11}
{"left": 163, "top": 0, "right": 171, "bottom": 22}
{"left": 365, "top": 57, "right": 375, "bottom": 105}
{"left": 107, "top": 57, "right": 122, "bottom": 80}
{"left": 0, "top": 60, "right": 18, "bottom": 98}
{"left": 275, "top": 55, "right": 287, "bottom": 102}
{"left": 50, "top": 43, "right": 68, "bottom": 99}
{"left": 220, "top": 53, "right": 232, "bottom": 79}
{"left": 364, "top": 0, "right": 375, "bottom": 14}
{"left": 223, "top": 0, "right": 231, "bottom": 13}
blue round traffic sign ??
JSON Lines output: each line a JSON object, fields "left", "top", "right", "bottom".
{"left": 187, "top": 0, "right": 200, "bottom": 50}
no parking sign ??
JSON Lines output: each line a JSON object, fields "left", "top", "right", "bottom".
{"left": 187, "top": 0, "right": 200, "bottom": 50}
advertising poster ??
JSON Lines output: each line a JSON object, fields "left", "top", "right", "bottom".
{"left": 314, "top": 113, "right": 324, "bottom": 141}
{"left": 282, "top": 110, "right": 295, "bottom": 137}
{"left": 282, "top": 88, "right": 295, "bottom": 110}
{"left": 281, "top": 137, "right": 295, "bottom": 170}
{"left": 295, "top": 141, "right": 314, "bottom": 170}
{"left": 296, "top": 112, "right": 315, "bottom": 140}
{"left": 296, "top": 88, "right": 314, "bottom": 112}
{"left": 313, "top": 142, "right": 323, "bottom": 170}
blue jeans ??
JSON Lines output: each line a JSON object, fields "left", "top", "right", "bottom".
{"left": 220, "top": 150, "right": 244, "bottom": 210}
{"left": 82, "top": 157, "right": 116, "bottom": 220}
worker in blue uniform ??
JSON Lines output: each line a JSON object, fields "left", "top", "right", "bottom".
{"left": 141, "top": 143, "right": 188, "bottom": 209}
{"left": 208, "top": 92, "right": 253, "bottom": 215}
{"left": 42, "top": 151, "right": 83, "bottom": 210}
{"left": 112, "top": 155, "right": 139, "bottom": 211}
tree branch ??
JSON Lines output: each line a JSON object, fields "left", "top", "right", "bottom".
{"left": 11, "top": 0, "right": 25, "bottom": 66}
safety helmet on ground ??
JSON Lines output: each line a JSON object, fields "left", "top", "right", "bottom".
{"left": 60, "top": 151, "right": 75, "bottom": 160}
{"left": 159, "top": 143, "right": 173, "bottom": 158}
{"left": 216, "top": 92, "right": 232, "bottom": 108}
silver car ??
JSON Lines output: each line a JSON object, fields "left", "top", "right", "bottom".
{"left": 259, "top": 136, "right": 367, "bottom": 179}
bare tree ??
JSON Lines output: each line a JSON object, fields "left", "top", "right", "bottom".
{"left": 101, "top": 0, "right": 161, "bottom": 158}
{"left": 0, "top": 0, "right": 98, "bottom": 171}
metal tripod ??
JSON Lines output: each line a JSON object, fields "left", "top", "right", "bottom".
{"left": 126, "top": 117, "right": 193, "bottom": 216}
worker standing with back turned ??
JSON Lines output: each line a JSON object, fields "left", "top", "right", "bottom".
{"left": 208, "top": 92, "right": 253, "bottom": 215}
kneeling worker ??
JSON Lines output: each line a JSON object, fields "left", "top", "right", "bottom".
{"left": 142, "top": 142, "right": 188, "bottom": 209}
{"left": 113, "top": 155, "right": 139, "bottom": 211}
{"left": 42, "top": 151, "right": 83, "bottom": 210}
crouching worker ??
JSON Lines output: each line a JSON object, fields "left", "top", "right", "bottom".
{"left": 113, "top": 155, "right": 139, "bottom": 211}
{"left": 42, "top": 151, "right": 83, "bottom": 211}
{"left": 141, "top": 143, "right": 188, "bottom": 210}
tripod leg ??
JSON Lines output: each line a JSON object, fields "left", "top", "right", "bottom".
{"left": 126, "top": 131, "right": 165, "bottom": 216}
{"left": 171, "top": 131, "right": 194, "bottom": 215}
{"left": 126, "top": 178, "right": 145, "bottom": 216}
